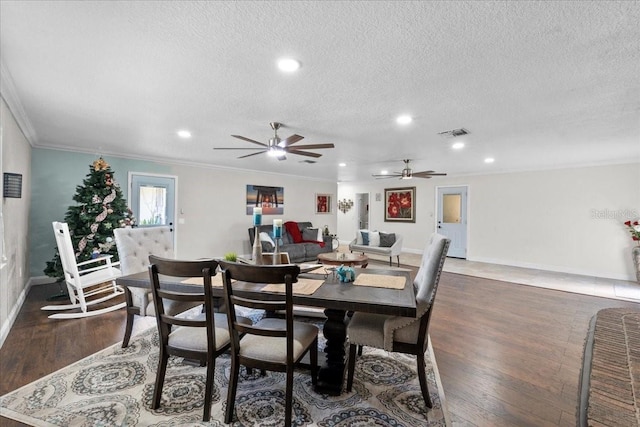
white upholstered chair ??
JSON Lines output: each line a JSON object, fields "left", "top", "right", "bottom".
{"left": 346, "top": 233, "right": 450, "bottom": 408}
{"left": 41, "top": 222, "right": 125, "bottom": 319}
{"left": 114, "top": 226, "right": 201, "bottom": 347}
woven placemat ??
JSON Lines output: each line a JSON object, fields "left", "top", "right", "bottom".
{"left": 580, "top": 307, "right": 640, "bottom": 427}
{"left": 261, "top": 278, "right": 324, "bottom": 295}
{"left": 180, "top": 277, "right": 226, "bottom": 287}
{"left": 353, "top": 273, "right": 405, "bottom": 289}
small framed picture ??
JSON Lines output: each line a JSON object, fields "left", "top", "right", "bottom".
{"left": 315, "top": 193, "right": 332, "bottom": 214}
{"left": 384, "top": 187, "right": 416, "bottom": 222}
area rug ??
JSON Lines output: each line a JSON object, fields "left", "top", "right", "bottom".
{"left": 578, "top": 307, "right": 640, "bottom": 427}
{"left": 0, "top": 324, "right": 449, "bottom": 426}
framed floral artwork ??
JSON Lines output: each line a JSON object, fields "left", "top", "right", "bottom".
{"left": 315, "top": 193, "right": 332, "bottom": 214}
{"left": 384, "top": 187, "right": 416, "bottom": 222}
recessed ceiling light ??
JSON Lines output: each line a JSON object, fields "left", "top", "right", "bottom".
{"left": 485, "top": 157, "right": 495, "bottom": 163}
{"left": 277, "top": 58, "right": 300, "bottom": 72}
{"left": 339, "top": 162, "right": 347, "bottom": 167}
{"left": 452, "top": 142, "right": 465, "bottom": 150}
{"left": 177, "top": 130, "right": 191, "bottom": 139}
{"left": 380, "top": 170, "right": 388, "bottom": 175}
{"left": 396, "top": 115, "right": 412, "bottom": 125}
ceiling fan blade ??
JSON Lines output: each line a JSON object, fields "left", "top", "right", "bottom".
{"left": 238, "top": 150, "right": 266, "bottom": 159}
{"left": 413, "top": 171, "right": 447, "bottom": 177}
{"left": 372, "top": 174, "right": 401, "bottom": 179}
{"left": 281, "top": 134, "right": 304, "bottom": 146}
{"left": 287, "top": 150, "right": 323, "bottom": 158}
{"left": 214, "top": 147, "right": 267, "bottom": 150}
{"left": 286, "top": 143, "right": 335, "bottom": 150}
{"left": 231, "top": 135, "right": 268, "bottom": 147}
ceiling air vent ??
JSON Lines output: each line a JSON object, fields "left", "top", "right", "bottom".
{"left": 438, "top": 128, "right": 469, "bottom": 138}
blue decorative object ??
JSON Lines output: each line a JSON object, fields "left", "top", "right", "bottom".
{"left": 361, "top": 231, "right": 369, "bottom": 245}
{"left": 336, "top": 265, "right": 355, "bottom": 283}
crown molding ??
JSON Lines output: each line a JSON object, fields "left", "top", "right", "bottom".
{"left": 0, "top": 61, "right": 37, "bottom": 146}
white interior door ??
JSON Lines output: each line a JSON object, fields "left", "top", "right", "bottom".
{"left": 437, "top": 186, "right": 468, "bottom": 258}
{"left": 356, "top": 193, "right": 369, "bottom": 230}
{"left": 129, "top": 173, "right": 176, "bottom": 232}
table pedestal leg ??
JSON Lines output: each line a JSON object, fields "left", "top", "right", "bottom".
{"left": 315, "top": 308, "right": 347, "bottom": 395}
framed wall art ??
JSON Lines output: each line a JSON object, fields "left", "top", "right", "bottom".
{"left": 384, "top": 187, "right": 416, "bottom": 222}
{"left": 315, "top": 193, "right": 332, "bottom": 214}
{"left": 246, "top": 185, "right": 284, "bottom": 215}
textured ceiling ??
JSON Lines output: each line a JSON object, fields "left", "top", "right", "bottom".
{"left": 1, "top": 1, "right": 638, "bottom": 182}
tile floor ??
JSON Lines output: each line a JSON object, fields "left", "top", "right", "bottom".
{"left": 352, "top": 247, "right": 640, "bottom": 303}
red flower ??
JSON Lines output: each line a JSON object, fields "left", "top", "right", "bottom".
{"left": 387, "top": 202, "right": 400, "bottom": 218}
{"left": 625, "top": 220, "right": 632, "bottom": 226}
{"left": 399, "top": 192, "right": 412, "bottom": 208}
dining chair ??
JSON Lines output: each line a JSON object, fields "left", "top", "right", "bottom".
{"left": 218, "top": 261, "right": 319, "bottom": 427}
{"left": 114, "top": 226, "right": 202, "bottom": 347}
{"left": 41, "top": 221, "right": 125, "bottom": 319}
{"left": 148, "top": 255, "right": 251, "bottom": 422}
{"left": 346, "top": 233, "right": 450, "bottom": 408}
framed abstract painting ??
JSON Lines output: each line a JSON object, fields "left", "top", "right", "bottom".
{"left": 315, "top": 193, "right": 332, "bottom": 214}
{"left": 384, "top": 187, "right": 415, "bottom": 222}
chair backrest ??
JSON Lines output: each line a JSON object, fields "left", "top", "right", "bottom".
{"left": 414, "top": 233, "right": 450, "bottom": 305}
{"left": 52, "top": 221, "right": 81, "bottom": 282}
{"left": 218, "top": 261, "right": 301, "bottom": 363}
{"left": 114, "top": 226, "right": 174, "bottom": 275}
{"left": 148, "top": 255, "right": 219, "bottom": 348}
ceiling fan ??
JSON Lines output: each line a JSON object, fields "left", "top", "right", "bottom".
{"left": 214, "top": 122, "right": 335, "bottom": 160}
{"left": 372, "top": 159, "right": 447, "bottom": 180}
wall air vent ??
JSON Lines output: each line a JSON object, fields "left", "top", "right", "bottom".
{"left": 438, "top": 128, "right": 469, "bottom": 138}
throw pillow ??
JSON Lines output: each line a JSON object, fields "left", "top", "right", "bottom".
{"left": 356, "top": 229, "right": 369, "bottom": 245}
{"left": 259, "top": 232, "right": 275, "bottom": 251}
{"left": 369, "top": 231, "right": 380, "bottom": 247}
{"left": 379, "top": 232, "right": 396, "bottom": 247}
{"left": 317, "top": 228, "right": 324, "bottom": 242}
{"left": 302, "top": 228, "right": 319, "bottom": 241}
{"left": 361, "top": 230, "right": 370, "bottom": 246}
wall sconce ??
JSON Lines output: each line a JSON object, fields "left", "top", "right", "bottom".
{"left": 338, "top": 198, "right": 354, "bottom": 214}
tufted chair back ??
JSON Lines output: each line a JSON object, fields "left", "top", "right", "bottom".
{"left": 114, "top": 226, "right": 174, "bottom": 275}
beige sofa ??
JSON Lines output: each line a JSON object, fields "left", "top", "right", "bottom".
{"left": 349, "top": 230, "right": 403, "bottom": 267}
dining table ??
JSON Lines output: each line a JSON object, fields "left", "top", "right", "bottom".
{"left": 116, "top": 266, "right": 416, "bottom": 396}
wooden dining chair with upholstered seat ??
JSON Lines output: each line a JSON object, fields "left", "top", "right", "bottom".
{"left": 114, "top": 226, "right": 202, "bottom": 347}
{"left": 346, "top": 233, "right": 450, "bottom": 409}
{"left": 218, "top": 261, "right": 318, "bottom": 427}
{"left": 148, "top": 255, "right": 251, "bottom": 422}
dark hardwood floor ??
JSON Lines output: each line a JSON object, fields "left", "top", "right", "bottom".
{"left": 1, "top": 272, "right": 638, "bottom": 426}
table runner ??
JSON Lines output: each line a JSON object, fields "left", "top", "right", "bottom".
{"left": 353, "top": 273, "right": 406, "bottom": 289}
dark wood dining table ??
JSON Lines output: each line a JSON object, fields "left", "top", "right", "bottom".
{"left": 116, "top": 267, "right": 416, "bottom": 395}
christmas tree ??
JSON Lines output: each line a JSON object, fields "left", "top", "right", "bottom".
{"left": 45, "top": 157, "right": 136, "bottom": 279}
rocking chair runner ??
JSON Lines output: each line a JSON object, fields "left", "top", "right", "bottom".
{"left": 41, "top": 222, "right": 125, "bottom": 319}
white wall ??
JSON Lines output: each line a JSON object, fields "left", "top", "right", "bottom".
{"left": 339, "top": 163, "right": 640, "bottom": 281}
{"left": 167, "top": 164, "right": 337, "bottom": 259}
{"left": 0, "top": 97, "right": 32, "bottom": 346}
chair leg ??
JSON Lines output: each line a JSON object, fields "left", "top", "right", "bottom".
{"left": 346, "top": 344, "right": 357, "bottom": 391}
{"left": 417, "top": 352, "right": 433, "bottom": 408}
{"left": 225, "top": 357, "right": 240, "bottom": 424}
{"left": 285, "top": 367, "right": 294, "bottom": 427}
{"left": 203, "top": 356, "right": 215, "bottom": 421}
{"left": 358, "top": 345, "right": 363, "bottom": 356}
{"left": 396, "top": 255, "right": 400, "bottom": 267}
{"left": 121, "top": 288, "right": 136, "bottom": 348}
{"left": 152, "top": 351, "right": 169, "bottom": 409}
{"left": 310, "top": 337, "right": 318, "bottom": 385}
{"left": 389, "top": 256, "right": 392, "bottom": 266}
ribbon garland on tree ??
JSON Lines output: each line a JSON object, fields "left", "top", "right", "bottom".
{"left": 76, "top": 188, "right": 117, "bottom": 257}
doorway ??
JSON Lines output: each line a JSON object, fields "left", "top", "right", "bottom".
{"left": 436, "top": 186, "right": 468, "bottom": 258}
{"left": 129, "top": 173, "right": 177, "bottom": 232}
{"left": 356, "top": 193, "right": 369, "bottom": 230}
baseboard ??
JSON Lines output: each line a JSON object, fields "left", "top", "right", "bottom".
{"left": 0, "top": 278, "right": 34, "bottom": 349}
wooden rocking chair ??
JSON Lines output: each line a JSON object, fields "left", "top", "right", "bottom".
{"left": 41, "top": 222, "right": 125, "bottom": 319}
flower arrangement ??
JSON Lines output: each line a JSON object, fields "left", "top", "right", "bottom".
{"left": 624, "top": 220, "right": 640, "bottom": 242}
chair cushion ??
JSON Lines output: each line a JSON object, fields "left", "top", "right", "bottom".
{"left": 145, "top": 298, "right": 202, "bottom": 317}
{"left": 168, "top": 313, "right": 251, "bottom": 352}
{"left": 347, "top": 312, "right": 390, "bottom": 349}
{"left": 239, "top": 318, "right": 318, "bottom": 363}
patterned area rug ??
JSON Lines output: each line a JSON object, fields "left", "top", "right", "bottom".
{"left": 0, "top": 321, "right": 448, "bottom": 426}
{"left": 579, "top": 307, "right": 640, "bottom": 427}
